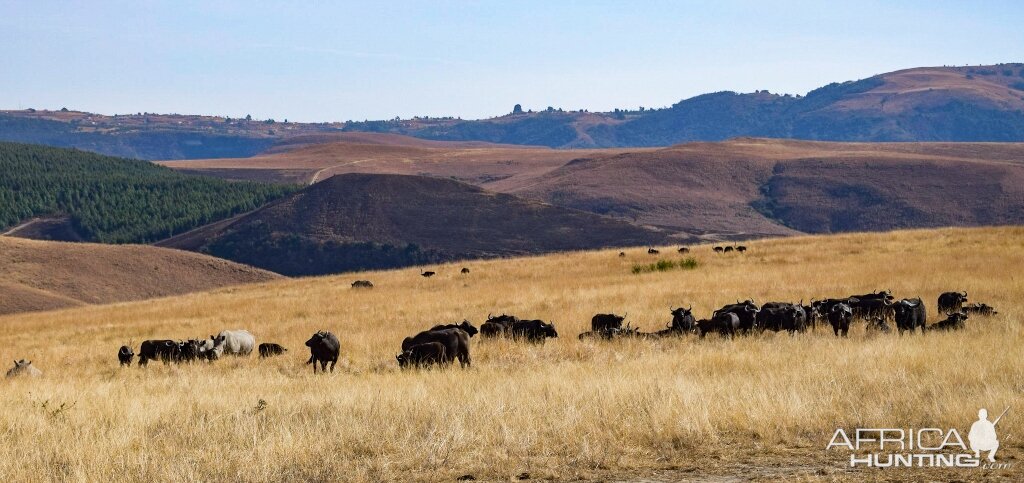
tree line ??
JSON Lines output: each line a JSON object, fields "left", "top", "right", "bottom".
{"left": 0, "top": 142, "right": 297, "bottom": 243}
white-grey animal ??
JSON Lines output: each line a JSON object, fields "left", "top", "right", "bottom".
{"left": 6, "top": 359, "right": 42, "bottom": 378}
{"left": 217, "top": 329, "right": 256, "bottom": 356}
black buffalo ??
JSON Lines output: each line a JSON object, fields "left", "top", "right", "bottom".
{"left": 892, "top": 298, "right": 927, "bottom": 335}
{"left": 866, "top": 317, "right": 892, "bottom": 334}
{"left": 714, "top": 300, "right": 758, "bottom": 334}
{"left": 713, "top": 246, "right": 724, "bottom": 253}
{"left": 827, "top": 303, "right": 853, "bottom": 337}
{"left": 696, "top": 312, "right": 740, "bottom": 338}
{"left": 591, "top": 313, "right": 626, "bottom": 332}
{"left": 397, "top": 342, "right": 448, "bottom": 369}
{"left": 962, "top": 303, "right": 997, "bottom": 316}
{"left": 510, "top": 320, "right": 558, "bottom": 343}
{"left": 351, "top": 280, "right": 374, "bottom": 289}
{"left": 668, "top": 306, "right": 697, "bottom": 333}
{"left": 648, "top": 248, "right": 660, "bottom": 254}
{"left": 931, "top": 312, "right": 968, "bottom": 331}
{"left": 937, "top": 291, "right": 968, "bottom": 313}
{"left": 736, "top": 246, "right": 747, "bottom": 253}
{"left": 259, "top": 342, "right": 287, "bottom": 358}
{"left": 305, "top": 331, "right": 341, "bottom": 373}
{"left": 480, "top": 314, "right": 519, "bottom": 337}
{"left": 177, "top": 339, "right": 202, "bottom": 362}
{"left": 849, "top": 298, "right": 894, "bottom": 320}
{"left": 677, "top": 247, "right": 690, "bottom": 253}
{"left": 138, "top": 340, "right": 179, "bottom": 366}
{"left": 402, "top": 328, "right": 471, "bottom": 367}
{"left": 461, "top": 267, "right": 471, "bottom": 274}
{"left": 430, "top": 320, "right": 479, "bottom": 337}
{"left": 118, "top": 345, "right": 134, "bottom": 366}
{"left": 724, "top": 246, "right": 734, "bottom": 253}
{"left": 421, "top": 271, "right": 436, "bottom": 278}
{"left": 850, "top": 290, "right": 894, "bottom": 302}
{"left": 756, "top": 303, "right": 807, "bottom": 334}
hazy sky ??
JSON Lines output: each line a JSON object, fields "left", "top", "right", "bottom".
{"left": 2, "top": 1, "right": 1022, "bottom": 122}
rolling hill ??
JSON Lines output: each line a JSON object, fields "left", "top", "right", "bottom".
{"left": 157, "top": 173, "right": 670, "bottom": 275}
{"left": 0, "top": 236, "right": 280, "bottom": 315}
{"left": 6, "top": 64, "right": 1024, "bottom": 156}
{"left": 164, "top": 135, "right": 1024, "bottom": 239}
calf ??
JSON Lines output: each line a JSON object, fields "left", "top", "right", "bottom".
{"left": 258, "top": 343, "right": 287, "bottom": 358}
{"left": 396, "top": 342, "right": 448, "bottom": 369}
{"left": 118, "top": 345, "right": 134, "bottom": 366}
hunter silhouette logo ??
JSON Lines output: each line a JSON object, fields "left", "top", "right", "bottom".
{"left": 827, "top": 406, "right": 1011, "bottom": 469}
{"left": 968, "top": 407, "right": 1006, "bottom": 462}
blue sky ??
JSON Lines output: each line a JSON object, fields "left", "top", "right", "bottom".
{"left": 1, "top": 1, "right": 1022, "bottom": 122}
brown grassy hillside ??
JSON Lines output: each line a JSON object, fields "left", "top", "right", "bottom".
{"left": 166, "top": 136, "right": 1024, "bottom": 239}
{"left": 0, "top": 227, "right": 1020, "bottom": 482}
{"left": 0, "top": 237, "right": 281, "bottom": 315}
{"left": 158, "top": 173, "right": 669, "bottom": 275}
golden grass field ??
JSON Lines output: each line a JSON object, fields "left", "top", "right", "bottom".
{"left": 1, "top": 226, "right": 1022, "bottom": 482}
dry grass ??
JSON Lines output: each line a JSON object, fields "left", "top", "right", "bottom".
{"left": 0, "top": 226, "right": 1022, "bottom": 481}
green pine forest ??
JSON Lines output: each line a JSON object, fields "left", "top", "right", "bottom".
{"left": 0, "top": 141, "right": 297, "bottom": 243}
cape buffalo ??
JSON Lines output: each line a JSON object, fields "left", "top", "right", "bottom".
{"left": 931, "top": 312, "right": 968, "bottom": 331}
{"left": 138, "top": 340, "right": 179, "bottom": 366}
{"left": 678, "top": 247, "right": 690, "bottom": 253}
{"left": 480, "top": 314, "right": 518, "bottom": 337}
{"left": 306, "top": 331, "right": 341, "bottom": 373}
{"left": 736, "top": 246, "right": 747, "bottom": 253}
{"left": 397, "top": 342, "right": 448, "bottom": 369}
{"left": 866, "top": 317, "right": 891, "bottom": 334}
{"left": 669, "top": 306, "right": 696, "bottom": 333}
{"left": 648, "top": 248, "right": 660, "bottom": 254}
{"left": 421, "top": 271, "right": 436, "bottom": 278}
{"left": 962, "top": 303, "right": 997, "bottom": 316}
{"left": 430, "top": 320, "right": 479, "bottom": 337}
{"left": 351, "top": 280, "right": 373, "bottom": 289}
{"left": 697, "top": 312, "right": 740, "bottom": 338}
{"left": 713, "top": 246, "right": 724, "bottom": 253}
{"left": 177, "top": 339, "right": 202, "bottom": 362}
{"left": 714, "top": 301, "right": 758, "bottom": 334}
{"left": 461, "top": 267, "right": 470, "bottom": 274}
{"left": 258, "top": 343, "right": 287, "bottom": 358}
{"left": 724, "top": 246, "right": 734, "bottom": 253}
{"left": 402, "top": 328, "right": 471, "bottom": 367}
{"left": 828, "top": 303, "right": 853, "bottom": 337}
{"left": 849, "top": 298, "right": 894, "bottom": 320}
{"left": 591, "top": 313, "right": 625, "bottom": 332}
{"left": 892, "top": 298, "right": 927, "bottom": 335}
{"left": 118, "top": 346, "right": 134, "bottom": 366}
{"left": 938, "top": 291, "right": 968, "bottom": 313}
{"left": 850, "top": 290, "right": 894, "bottom": 302}
{"left": 510, "top": 319, "right": 558, "bottom": 343}
{"left": 6, "top": 359, "right": 42, "bottom": 378}
{"left": 618, "top": 252, "right": 626, "bottom": 257}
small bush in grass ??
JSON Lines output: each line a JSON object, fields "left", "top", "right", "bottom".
{"left": 632, "top": 257, "right": 698, "bottom": 274}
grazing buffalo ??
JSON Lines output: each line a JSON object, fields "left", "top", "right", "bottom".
{"left": 713, "top": 246, "right": 724, "bottom": 253}
{"left": 306, "top": 331, "right": 341, "bottom": 373}
{"left": 421, "top": 271, "right": 436, "bottom": 278}
{"left": 697, "top": 312, "right": 740, "bottom": 338}
{"left": 937, "top": 291, "right": 967, "bottom": 313}
{"left": 402, "top": 328, "right": 471, "bottom": 367}
{"left": 591, "top": 313, "right": 626, "bottom": 332}
{"left": 6, "top": 359, "right": 42, "bottom": 378}
{"left": 677, "top": 247, "right": 690, "bottom": 253}
{"left": 430, "top": 320, "right": 479, "bottom": 337}
{"left": 138, "top": 340, "right": 179, "bottom": 366}
{"left": 118, "top": 346, "right": 134, "bottom": 366}
{"left": 724, "top": 246, "right": 734, "bottom": 253}
{"left": 669, "top": 306, "right": 697, "bottom": 333}
{"left": 397, "top": 342, "right": 448, "bottom": 369}
{"left": 217, "top": 330, "right": 255, "bottom": 356}
{"left": 962, "top": 303, "right": 998, "bottom": 316}
{"left": 648, "top": 248, "right": 660, "bottom": 254}
{"left": 461, "top": 267, "right": 470, "bottom": 274}
{"left": 736, "top": 246, "right": 747, "bottom": 253}
{"left": 480, "top": 314, "right": 518, "bottom": 337}
{"left": 510, "top": 319, "right": 558, "bottom": 343}
{"left": 866, "top": 317, "right": 892, "bottom": 334}
{"left": 892, "top": 298, "right": 927, "bottom": 335}
{"left": 714, "top": 300, "right": 758, "bottom": 334}
{"left": 351, "top": 280, "right": 374, "bottom": 289}
{"left": 827, "top": 303, "right": 853, "bottom": 337}
{"left": 931, "top": 312, "right": 968, "bottom": 331}
{"left": 177, "top": 339, "right": 202, "bottom": 362}
{"left": 258, "top": 343, "right": 287, "bottom": 358}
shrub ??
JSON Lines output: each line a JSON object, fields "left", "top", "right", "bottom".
{"left": 631, "top": 257, "right": 699, "bottom": 274}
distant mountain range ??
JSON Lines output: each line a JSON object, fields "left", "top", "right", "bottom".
{"left": 3, "top": 64, "right": 1024, "bottom": 158}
